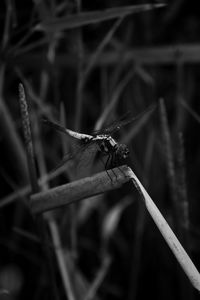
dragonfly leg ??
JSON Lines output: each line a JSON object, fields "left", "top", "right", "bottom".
{"left": 105, "top": 154, "right": 114, "bottom": 182}
{"left": 98, "top": 154, "right": 113, "bottom": 182}
{"left": 105, "top": 153, "right": 111, "bottom": 170}
{"left": 113, "top": 153, "right": 128, "bottom": 178}
{"left": 111, "top": 153, "right": 128, "bottom": 180}
{"left": 108, "top": 153, "right": 119, "bottom": 181}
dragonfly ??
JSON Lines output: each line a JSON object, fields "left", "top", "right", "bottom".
{"left": 43, "top": 118, "right": 129, "bottom": 173}
{"left": 43, "top": 105, "right": 155, "bottom": 177}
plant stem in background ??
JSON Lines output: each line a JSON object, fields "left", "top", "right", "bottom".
{"left": 18, "top": 84, "right": 39, "bottom": 193}
{"left": 159, "top": 98, "right": 180, "bottom": 233}
{"left": 159, "top": 98, "right": 193, "bottom": 299}
{"left": 18, "top": 83, "right": 60, "bottom": 300}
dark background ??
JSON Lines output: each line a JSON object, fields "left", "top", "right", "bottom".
{"left": 0, "top": 1, "right": 200, "bottom": 299}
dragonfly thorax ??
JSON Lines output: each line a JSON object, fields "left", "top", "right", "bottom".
{"left": 95, "top": 135, "right": 117, "bottom": 154}
{"left": 99, "top": 138, "right": 129, "bottom": 168}
{"left": 95, "top": 135, "right": 129, "bottom": 162}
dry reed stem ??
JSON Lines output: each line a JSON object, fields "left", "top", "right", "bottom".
{"left": 30, "top": 165, "right": 131, "bottom": 213}
{"left": 30, "top": 163, "right": 200, "bottom": 290}
{"left": 129, "top": 169, "right": 200, "bottom": 291}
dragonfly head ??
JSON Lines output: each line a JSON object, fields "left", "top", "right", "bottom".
{"left": 116, "top": 143, "right": 129, "bottom": 160}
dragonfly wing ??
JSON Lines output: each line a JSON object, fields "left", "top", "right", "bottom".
{"left": 93, "top": 104, "right": 156, "bottom": 135}
{"left": 92, "top": 112, "right": 131, "bottom": 135}
{"left": 43, "top": 118, "right": 71, "bottom": 136}
{"left": 43, "top": 118, "right": 92, "bottom": 140}
{"left": 115, "top": 104, "right": 156, "bottom": 129}
{"left": 49, "top": 139, "right": 100, "bottom": 177}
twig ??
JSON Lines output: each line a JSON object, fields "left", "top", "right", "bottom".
{"left": 129, "top": 169, "right": 200, "bottom": 292}
{"left": 31, "top": 164, "right": 200, "bottom": 291}
{"left": 30, "top": 165, "right": 131, "bottom": 214}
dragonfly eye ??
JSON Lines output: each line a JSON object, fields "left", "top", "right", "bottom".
{"left": 116, "top": 144, "right": 129, "bottom": 159}
{"left": 123, "top": 148, "right": 129, "bottom": 158}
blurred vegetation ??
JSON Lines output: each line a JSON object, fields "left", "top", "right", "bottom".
{"left": 0, "top": 0, "right": 200, "bottom": 300}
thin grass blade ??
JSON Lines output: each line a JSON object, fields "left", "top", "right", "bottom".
{"left": 35, "top": 4, "right": 166, "bottom": 32}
